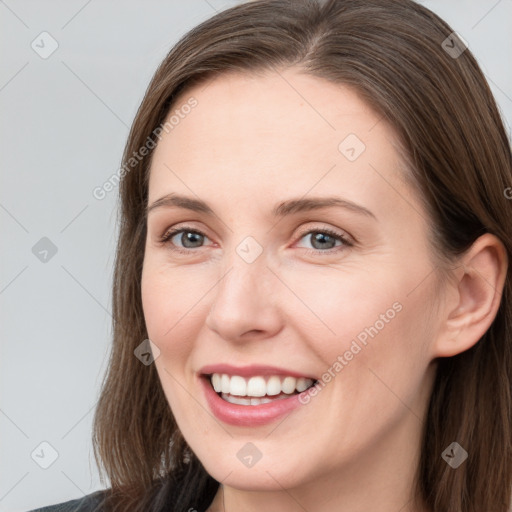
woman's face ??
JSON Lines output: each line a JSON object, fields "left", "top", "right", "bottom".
{"left": 141, "top": 69, "right": 441, "bottom": 495}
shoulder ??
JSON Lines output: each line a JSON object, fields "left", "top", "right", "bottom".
{"left": 26, "top": 489, "right": 107, "bottom": 512}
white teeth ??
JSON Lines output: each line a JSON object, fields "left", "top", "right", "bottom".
{"left": 221, "top": 374, "right": 230, "bottom": 394}
{"left": 224, "top": 394, "right": 251, "bottom": 405}
{"left": 296, "top": 377, "right": 310, "bottom": 392}
{"left": 282, "top": 376, "right": 297, "bottom": 394}
{"left": 247, "top": 376, "right": 266, "bottom": 397}
{"left": 221, "top": 393, "right": 290, "bottom": 405}
{"left": 230, "top": 375, "right": 247, "bottom": 396}
{"left": 251, "top": 397, "right": 273, "bottom": 405}
{"left": 211, "top": 373, "right": 221, "bottom": 392}
{"left": 266, "top": 376, "right": 282, "bottom": 396}
{"left": 209, "top": 373, "right": 315, "bottom": 398}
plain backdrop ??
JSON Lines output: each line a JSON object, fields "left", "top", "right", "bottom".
{"left": 1, "top": 1, "right": 511, "bottom": 510}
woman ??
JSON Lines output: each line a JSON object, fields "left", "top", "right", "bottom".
{"left": 30, "top": 0, "right": 512, "bottom": 511}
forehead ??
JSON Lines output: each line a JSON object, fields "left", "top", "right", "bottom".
{"left": 147, "top": 68, "right": 410, "bottom": 217}
{"left": 164, "top": 68, "right": 384, "bottom": 153}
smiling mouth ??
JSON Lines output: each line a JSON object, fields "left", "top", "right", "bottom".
{"left": 206, "top": 373, "right": 318, "bottom": 406}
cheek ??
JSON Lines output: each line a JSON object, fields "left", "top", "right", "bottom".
{"left": 141, "top": 265, "right": 206, "bottom": 422}
{"left": 141, "top": 266, "right": 168, "bottom": 340}
{"left": 141, "top": 253, "right": 178, "bottom": 324}
{"left": 141, "top": 260, "right": 209, "bottom": 365}
{"left": 286, "top": 266, "right": 405, "bottom": 349}
{"left": 294, "top": 264, "right": 432, "bottom": 390}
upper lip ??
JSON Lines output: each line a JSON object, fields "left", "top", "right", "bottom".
{"left": 199, "top": 363, "right": 317, "bottom": 380}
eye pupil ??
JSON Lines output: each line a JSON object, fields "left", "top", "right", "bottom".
{"left": 311, "top": 232, "right": 335, "bottom": 250}
{"left": 182, "top": 231, "right": 203, "bottom": 248}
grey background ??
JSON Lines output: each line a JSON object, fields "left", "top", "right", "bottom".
{"left": 1, "top": 1, "right": 511, "bottom": 510}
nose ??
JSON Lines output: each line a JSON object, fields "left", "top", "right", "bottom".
{"left": 205, "top": 254, "right": 283, "bottom": 343}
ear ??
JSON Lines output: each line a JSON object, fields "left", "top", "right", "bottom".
{"left": 432, "top": 233, "right": 508, "bottom": 358}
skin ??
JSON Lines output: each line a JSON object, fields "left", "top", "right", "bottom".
{"left": 141, "top": 68, "right": 508, "bottom": 512}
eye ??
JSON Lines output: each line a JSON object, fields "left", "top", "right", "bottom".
{"left": 158, "top": 225, "right": 353, "bottom": 256}
{"left": 159, "top": 226, "right": 211, "bottom": 254}
{"left": 295, "top": 227, "right": 353, "bottom": 255}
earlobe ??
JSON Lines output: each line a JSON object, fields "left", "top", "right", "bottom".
{"left": 433, "top": 233, "right": 508, "bottom": 358}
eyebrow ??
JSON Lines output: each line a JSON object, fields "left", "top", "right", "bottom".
{"left": 146, "top": 193, "right": 376, "bottom": 220}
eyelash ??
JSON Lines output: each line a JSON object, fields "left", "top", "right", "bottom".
{"left": 158, "top": 225, "right": 353, "bottom": 256}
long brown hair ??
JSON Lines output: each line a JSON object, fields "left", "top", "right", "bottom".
{"left": 91, "top": 1, "right": 512, "bottom": 510}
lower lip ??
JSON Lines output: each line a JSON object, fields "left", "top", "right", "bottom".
{"left": 200, "top": 376, "right": 306, "bottom": 427}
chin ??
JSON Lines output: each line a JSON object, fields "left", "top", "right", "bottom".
{"left": 194, "top": 442, "right": 313, "bottom": 491}
{"left": 208, "top": 462, "right": 301, "bottom": 491}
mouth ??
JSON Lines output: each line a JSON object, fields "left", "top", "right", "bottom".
{"left": 198, "top": 364, "right": 320, "bottom": 426}
{"left": 204, "top": 373, "right": 319, "bottom": 406}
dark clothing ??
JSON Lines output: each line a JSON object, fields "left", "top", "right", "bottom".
{"left": 26, "top": 490, "right": 105, "bottom": 512}
{"left": 27, "top": 470, "right": 219, "bottom": 511}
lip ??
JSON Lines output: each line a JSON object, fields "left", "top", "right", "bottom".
{"left": 199, "top": 363, "right": 317, "bottom": 380}
{"left": 200, "top": 375, "right": 308, "bottom": 427}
